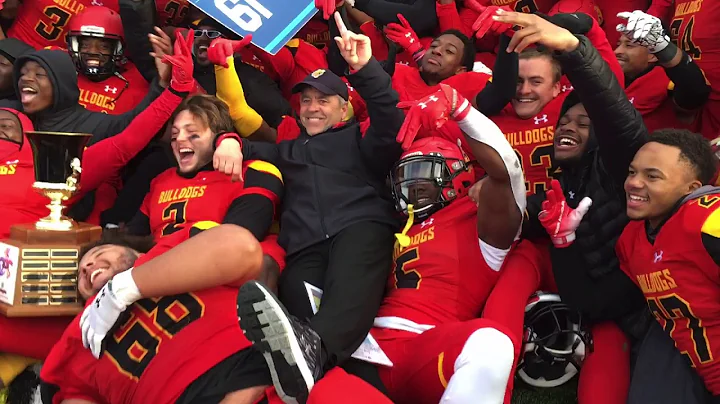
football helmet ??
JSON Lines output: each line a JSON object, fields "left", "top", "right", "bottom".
{"left": 517, "top": 292, "right": 593, "bottom": 388}
{"left": 67, "top": 7, "right": 125, "bottom": 81}
{"left": 389, "top": 137, "right": 474, "bottom": 220}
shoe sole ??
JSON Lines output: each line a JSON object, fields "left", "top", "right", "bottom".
{"left": 237, "top": 281, "right": 315, "bottom": 404}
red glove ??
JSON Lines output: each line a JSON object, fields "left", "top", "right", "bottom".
{"left": 396, "top": 84, "right": 470, "bottom": 150}
{"left": 466, "top": 1, "right": 515, "bottom": 38}
{"left": 207, "top": 35, "right": 253, "bottom": 68}
{"left": 315, "top": 0, "right": 340, "bottom": 20}
{"left": 384, "top": 14, "right": 425, "bottom": 62}
{"left": 163, "top": 29, "right": 195, "bottom": 93}
{"left": 538, "top": 180, "right": 593, "bottom": 248}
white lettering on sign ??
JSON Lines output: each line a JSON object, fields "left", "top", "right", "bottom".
{"left": 214, "top": 0, "right": 273, "bottom": 32}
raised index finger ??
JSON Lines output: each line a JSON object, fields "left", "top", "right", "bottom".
{"left": 334, "top": 11, "right": 348, "bottom": 35}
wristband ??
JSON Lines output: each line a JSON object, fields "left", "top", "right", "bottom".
{"left": 109, "top": 269, "right": 142, "bottom": 307}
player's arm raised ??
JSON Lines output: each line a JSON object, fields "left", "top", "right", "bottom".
{"left": 396, "top": 85, "right": 526, "bottom": 249}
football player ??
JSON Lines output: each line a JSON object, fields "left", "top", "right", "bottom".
{"left": 66, "top": 6, "right": 148, "bottom": 115}
{"left": 40, "top": 222, "right": 272, "bottom": 404}
{"left": 617, "top": 129, "right": 720, "bottom": 397}
{"left": 236, "top": 82, "right": 542, "bottom": 403}
{"left": 647, "top": 0, "right": 720, "bottom": 139}
{"left": 480, "top": 11, "right": 623, "bottom": 196}
{"left": 614, "top": 9, "right": 711, "bottom": 134}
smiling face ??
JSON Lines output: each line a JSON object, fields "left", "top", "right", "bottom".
{"left": 615, "top": 35, "right": 656, "bottom": 79}
{"left": 78, "top": 36, "right": 114, "bottom": 71}
{"left": 170, "top": 109, "right": 215, "bottom": 173}
{"left": 18, "top": 61, "right": 53, "bottom": 114}
{"left": 554, "top": 103, "right": 591, "bottom": 164}
{"left": 513, "top": 55, "right": 561, "bottom": 119}
{"left": 298, "top": 86, "right": 347, "bottom": 136}
{"left": 78, "top": 244, "right": 140, "bottom": 299}
{"left": 625, "top": 142, "right": 702, "bottom": 227}
{"left": 192, "top": 25, "right": 222, "bottom": 67}
{"left": 419, "top": 34, "right": 467, "bottom": 82}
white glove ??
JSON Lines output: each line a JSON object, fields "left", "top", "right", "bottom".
{"left": 616, "top": 10, "right": 670, "bottom": 54}
{"left": 80, "top": 269, "right": 142, "bottom": 359}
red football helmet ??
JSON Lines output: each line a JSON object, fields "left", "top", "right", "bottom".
{"left": 67, "top": 7, "right": 125, "bottom": 81}
{"left": 390, "top": 137, "right": 475, "bottom": 220}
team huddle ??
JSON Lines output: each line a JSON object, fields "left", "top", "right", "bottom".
{"left": 0, "top": 0, "right": 719, "bottom": 403}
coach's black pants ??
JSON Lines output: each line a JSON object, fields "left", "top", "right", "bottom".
{"left": 278, "top": 221, "right": 394, "bottom": 367}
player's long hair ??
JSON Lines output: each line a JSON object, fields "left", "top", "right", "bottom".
{"left": 171, "top": 94, "right": 235, "bottom": 136}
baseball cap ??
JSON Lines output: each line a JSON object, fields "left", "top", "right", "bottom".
{"left": 292, "top": 69, "right": 349, "bottom": 101}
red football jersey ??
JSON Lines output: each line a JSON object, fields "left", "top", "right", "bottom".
{"left": 78, "top": 62, "right": 149, "bottom": 114}
{"left": 391, "top": 63, "right": 490, "bottom": 167}
{"left": 140, "top": 168, "right": 245, "bottom": 240}
{"left": 669, "top": 0, "right": 720, "bottom": 139}
{"left": 376, "top": 197, "right": 501, "bottom": 326}
{"left": 155, "top": 0, "right": 190, "bottom": 26}
{"left": 8, "top": 0, "right": 120, "bottom": 49}
{"left": 40, "top": 225, "right": 251, "bottom": 404}
{"left": 491, "top": 92, "right": 567, "bottom": 196}
{"left": 625, "top": 66, "right": 698, "bottom": 134}
{"left": 617, "top": 194, "right": 720, "bottom": 394}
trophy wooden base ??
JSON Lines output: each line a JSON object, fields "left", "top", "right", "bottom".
{"left": 0, "top": 222, "right": 102, "bottom": 317}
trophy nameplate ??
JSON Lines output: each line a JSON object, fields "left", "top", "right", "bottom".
{"left": 0, "top": 131, "right": 102, "bottom": 317}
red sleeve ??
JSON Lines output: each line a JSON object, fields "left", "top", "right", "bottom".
{"left": 70, "top": 90, "right": 183, "bottom": 201}
{"left": 251, "top": 45, "right": 298, "bottom": 83}
{"left": 260, "top": 234, "right": 286, "bottom": 272}
{"left": 615, "top": 226, "right": 634, "bottom": 280}
{"left": 584, "top": 17, "right": 626, "bottom": 88}
{"left": 437, "top": 2, "right": 472, "bottom": 37}
{"left": 360, "top": 21, "right": 389, "bottom": 61}
{"left": 277, "top": 116, "right": 301, "bottom": 142}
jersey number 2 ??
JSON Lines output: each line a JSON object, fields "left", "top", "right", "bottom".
{"left": 647, "top": 294, "right": 713, "bottom": 367}
{"left": 105, "top": 294, "right": 204, "bottom": 379}
{"left": 35, "top": 6, "right": 71, "bottom": 42}
{"left": 394, "top": 248, "right": 421, "bottom": 289}
{"left": 161, "top": 200, "right": 188, "bottom": 236}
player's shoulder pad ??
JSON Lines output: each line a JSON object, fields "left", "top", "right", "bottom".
{"left": 699, "top": 196, "right": 720, "bottom": 238}
{"left": 189, "top": 221, "right": 220, "bottom": 237}
{"left": 244, "top": 160, "right": 283, "bottom": 183}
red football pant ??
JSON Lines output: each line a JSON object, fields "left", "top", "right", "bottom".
{"left": 579, "top": 321, "right": 631, "bottom": 404}
{"left": 373, "top": 319, "right": 517, "bottom": 404}
{"left": 0, "top": 315, "right": 71, "bottom": 359}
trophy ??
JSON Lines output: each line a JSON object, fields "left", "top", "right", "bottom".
{"left": 0, "top": 132, "right": 102, "bottom": 317}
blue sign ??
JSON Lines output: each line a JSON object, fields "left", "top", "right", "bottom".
{"left": 189, "top": 0, "right": 318, "bottom": 55}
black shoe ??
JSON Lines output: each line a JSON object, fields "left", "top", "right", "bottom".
{"left": 237, "top": 281, "right": 323, "bottom": 404}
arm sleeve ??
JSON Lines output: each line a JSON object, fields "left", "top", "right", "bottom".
{"left": 222, "top": 161, "right": 284, "bottom": 241}
{"left": 436, "top": 1, "right": 472, "bottom": 37}
{"left": 74, "top": 89, "right": 182, "bottom": 196}
{"left": 86, "top": 80, "right": 167, "bottom": 143}
{"left": 666, "top": 54, "right": 712, "bottom": 111}
{"left": 118, "top": 0, "right": 157, "bottom": 83}
{"left": 235, "top": 61, "right": 291, "bottom": 128}
{"left": 215, "top": 58, "right": 264, "bottom": 136}
{"left": 551, "top": 242, "right": 647, "bottom": 322}
{"left": 475, "top": 35, "right": 518, "bottom": 115}
{"left": 126, "top": 210, "right": 151, "bottom": 236}
{"left": 352, "top": 58, "right": 405, "bottom": 178}
{"left": 352, "top": 0, "right": 438, "bottom": 37}
{"left": 554, "top": 35, "right": 648, "bottom": 187}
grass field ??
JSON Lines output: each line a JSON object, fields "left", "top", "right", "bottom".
{"left": 511, "top": 377, "right": 578, "bottom": 404}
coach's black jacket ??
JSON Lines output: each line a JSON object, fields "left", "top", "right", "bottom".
{"left": 240, "top": 57, "right": 404, "bottom": 256}
{"left": 523, "top": 35, "right": 649, "bottom": 331}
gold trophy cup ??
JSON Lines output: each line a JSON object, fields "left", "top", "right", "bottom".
{"left": 0, "top": 132, "right": 102, "bottom": 317}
